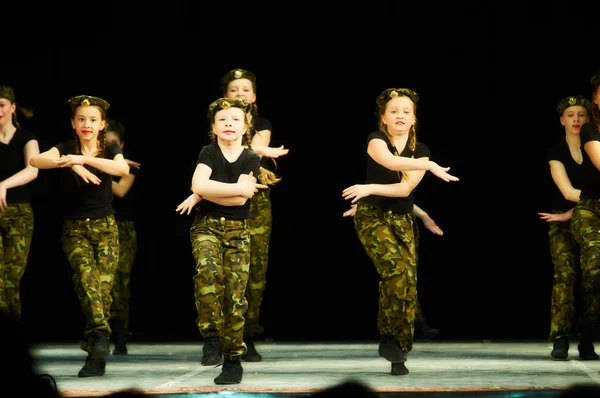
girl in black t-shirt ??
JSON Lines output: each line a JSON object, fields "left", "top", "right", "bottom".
{"left": 342, "top": 88, "right": 459, "bottom": 376}
{"left": 538, "top": 95, "right": 591, "bottom": 360}
{"left": 0, "top": 85, "right": 39, "bottom": 322}
{"left": 30, "top": 95, "right": 130, "bottom": 378}
{"left": 187, "top": 98, "right": 273, "bottom": 385}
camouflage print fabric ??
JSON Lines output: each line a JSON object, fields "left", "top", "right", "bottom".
{"left": 61, "top": 215, "right": 119, "bottom": 353}
{"left": 353, "top": 201, "right": 417, "bottom": 354}
{"left": 0, "top": 203, "right": 34, "bottom": 320}
{"left": 111, "top": 220, "right": 137, "bottom": 328}
{"left": 411, "top": 214, "right": 425, "bottom": 324}
{"left": 190, "top": 214, "right": 250, "bottom": 359}
{"left": 570, "top": 198, "right": 600, "bottom": 333}
{"left": 547, "top": 211, "right": 580, "bottom": 341}
{"left": 245, "top": 189, "right": 272, "bottom": 337}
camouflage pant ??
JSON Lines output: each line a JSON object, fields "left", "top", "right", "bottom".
{"left": 0, "top": 202, "right": 34, "bottom": 320}
{"left": 62, "top": 215, "right": 119, "bottom": 353}
{"left": 111, "top": 220, "right": 137, "bottom": 328}
{"left": 547, "top": 213, "right": 580, "bottom": 341}
{"left": 570, "top": 198, "right": 600, "bottom": 332}
{"left": 190, "top": 214, "right": 250, "bottom": 359}
{"left": 245, "top": 189, "right": 272, "bottom": 337}
{"left": 354, "top": 201, "right": 417, "bottom": 354}
{"left": 411, "top": 215, "right": 425, "bottom": 324}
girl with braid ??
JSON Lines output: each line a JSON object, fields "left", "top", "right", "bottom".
{"left": 567, "top": 70, "right": 600, "bottom": 361}
{"left": 0, "top": 86, "right": 39, "bottom": 322}
{"left": 182, "top": 97, "right": 275, "bottom": 385}
{"left": 537, "top": 95, "right": 591, "bottom": 360}
{"left": 30, "top": 95, "right": 129, "bottom": 378}
{"left": 342, "top": 88, "right": 458, "bottom": 376}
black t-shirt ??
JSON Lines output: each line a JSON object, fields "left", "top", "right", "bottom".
{"left": 361, "top": 130, "right": 431, "bottom": 214}
{"left": 113, "top": 165, "right": 140, "bottom": 221}
{"left": 55, "top": 139, "right": 123, "bottom": 220}
{"left": 547, "top": 139, "right": 583, "bottom": 211}
{"left": 195, "top": 142, "right": 261, "bottom": 219}
{"left": 0, "top": 129, "right": 36, "bottom": 203}
{"left": 252, "top": 116, "right": 276, "bottom": 172}
{"left": 578, "top": 122, "right": 600, "bottom": 200}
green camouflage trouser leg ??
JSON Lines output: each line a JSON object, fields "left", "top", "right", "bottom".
{"left": 62, "top": 215, "right": 119, "bottom": 353}
{"left": 411, "top": 214, "right": 425, "bottom": 324}
{"left": 0, "top": 203, "right": 34, "bottom": 320}
{"left": 190, "top": 214, "right": 250, "bottom": 359}
{"left": 111, "top": 220, "right": 137, "bottom": 328}
{"left": 245, "top": 189, "right": 272, "bottom": 337}
{"left": 570, "top": 198, "right": 600, "bottom": 333}
{"left": 548, "top": 213, "right": 579, "bottom": 341}
{"left": 354, "top": 201, "right": 417, "bottom": 354}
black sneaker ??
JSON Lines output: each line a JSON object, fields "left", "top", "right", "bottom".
{"left": 214, "top": 357, "right": 243, "bottom": 384}
{"left": 78, "top": 356, "right": 106, "bottom": 377}
{"left": 242, "top": 338, "right": 262, "bottom": 362}
{"left": 578, "top": 342, "right": 599, "bottom": 361}
{"left": 391, "top": 362, "right": 409, "bottom": 375}
{"left": 378, "top": 335, "right": 404, "bottom": 363}
{"left": 110, "top": 318, "right": 128, "bottom": 355}
{"left": 201, "top": 336, "right": 224, "bottom": 366}
{"left": 90, "top": 332, "right": 110, "bottom": 359}
{"left": 551, "top": 336, "right": 569, "bottom": 360}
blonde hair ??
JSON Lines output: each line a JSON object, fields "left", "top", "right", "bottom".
{"left": 208, "top": 98, "right": 281, "bottom": 186}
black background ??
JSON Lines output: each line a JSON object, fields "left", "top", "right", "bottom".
{"left": 5, "top": 1, "right": 599, "bottom": 343}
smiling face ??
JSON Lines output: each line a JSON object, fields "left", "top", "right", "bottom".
{"left": 71, "top": 105, "right": 106, "bottom": 143}
{"left": 381, "top": 96, "right": 416, "bottom": 135}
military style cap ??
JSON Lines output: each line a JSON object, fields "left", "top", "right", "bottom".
{"left": 0, "top": 86, "right": 16, "bottom": 102}
{"left": 556, "top": 95, "right": 592, "bottom": 115}
{"left": 591, "top": 70, "right": 600, "bottom": 87}
{"left": 68, "top": 95, "right": 110, "bottom": 112}
{"left": 208, "top": 97, "right": 253, "bottom": 120}
{"left": 376, "top": 88, "right": 419, "bottom": 108}
{"left": 220, "top": 68, "right": 257, "bottom": 93}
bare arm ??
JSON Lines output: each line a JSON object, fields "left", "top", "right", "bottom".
{"left": 29, "top": 147, "right": 62, "bottom": 169}
{"left": 412, "top": 204, "right": 443, "bottom": 236}
{"left": 57, "top": 154, "right": 129, "bottom": 177}
{"left": 343, "top": 166, "right": 427, "bottom": 203}
{"left": 1, "top": 139, "right": 40, "bottom": 188}
{"left": 584, "top": 140, "right": 600, "bottom": 173}
{"left": 549, "top": 160, "right": 580, "bottom": 203}
{"left": 190, "top": 163, "right": 266, "bottom": 198}
{"left": 539, "top": 208, "right": 574, "bottom": 223}
{"left": 112, "top": 172, "right": 135, "bottom": 198}
{"left": 367, "top": 139, "right": 458, "bottom": 182}
{"left": 31, "top": 147, "right": 129, "bottom": 177}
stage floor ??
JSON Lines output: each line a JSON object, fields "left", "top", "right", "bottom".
{"left": 28, "top": 340, "right": 600, "bottom": 397}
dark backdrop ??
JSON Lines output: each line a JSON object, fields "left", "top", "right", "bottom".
{"left": 5, "top": 1, "right": 599, "bottom": 343}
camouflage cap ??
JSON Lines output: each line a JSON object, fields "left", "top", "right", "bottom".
{"left": 0, "top": 86, "right": 16, "bottom": 102}
{"left": 376, "top": 88, "right": 420, "bottom": 108}
{"left": 220, "top": 68, "right": 257, "bottom": 93}
{"left": 591, "top": 70, "right": 600, "bottom": 88}
{"left": 68, "top": 95, "right": 110, "bottom": 112}
{"left": 208, "top": 97, "right": 253, "bottom": 120}
{"left": 557, "top": 95, "right": 592, "bottom": 115}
